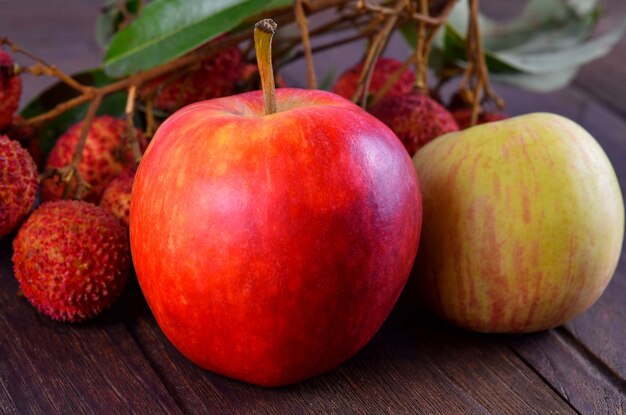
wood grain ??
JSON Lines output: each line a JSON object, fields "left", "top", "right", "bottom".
{"left": 510, "top": 329, "right": 626, "bottom": 414}
{"left": 121, "top": 288, "right": 574, "bottom": 415}
{"left": 0, "top": 241, "right": 181, "bottom": 414}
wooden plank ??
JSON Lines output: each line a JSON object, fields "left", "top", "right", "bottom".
{"left": 510, "top": 329, "right": 626, "bottom": 414}
{"left": 123, "top": 291, "right": 574, "bottom": 414}
{"left": 0, "top": 241, "right": 181, "bottom": 414}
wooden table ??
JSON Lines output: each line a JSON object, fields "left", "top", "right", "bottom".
{"left": 1, "top": 1, "right": 626, "bottom": 413}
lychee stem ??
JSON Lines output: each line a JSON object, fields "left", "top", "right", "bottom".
{"left": 294, "top": 0, "right": 317, "bottom": 89}
{"left": 254, "top": 19, "right": 278, "bottom": 115}
{"left": 125, "top": 85, "right": 143, "bottom": 164}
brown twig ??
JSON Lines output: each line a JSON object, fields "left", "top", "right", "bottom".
{"left": 40, "top": 93, "right": 103, "bottom": 200}
{"left": 278, "top": 22, "right": 380, "bottom": 68}
{"left": 20, "top": 62, "right": 92, "bottom": 94}
{"left": 357, "top": 0, "right": 445, "bottom": 25}
{"left": 351, "top": 0, "right": 406, "bottom": 107}
{"left": 18, "top": 2, "right": 320, "bottom": 128}
{"left": 1, "top": 38, "right": 91, "bottom": 94}
{"left": 125, "top": 85, "right": 143, "bottom": 164}
{"left": 460, "top": 0, "right": 504, "bottom": 126}
{"left": 144, "top": 95, "right": 157, "bottom": 137}
{"left": 295, "top": 0, "right": 317, "bottom": 89}
{"left": 414, "top": 0, "right": 428, "bottom": 93}
{"left": 369, "top": 0, "right": 456, "bottom": 107}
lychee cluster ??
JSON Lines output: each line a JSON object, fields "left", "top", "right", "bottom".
{"left": 332, "top": 58, "right": 508, "bottom": 156}
{"left": 12, "top": 200, "right": 130, "bottom": 322}
{"left": 2, "top": 37, "right": 295, "bottom": 325}
{"left": 143, "top": 45, "right": 244, "bottom": 113}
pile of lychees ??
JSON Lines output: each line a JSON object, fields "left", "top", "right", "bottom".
{"left": 0, "top": 45, "right": 248, "bottom": 322}
{"left": 1, "top": 43, "right": 505, "bottom": 323}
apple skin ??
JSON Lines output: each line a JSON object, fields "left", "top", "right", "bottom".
{"left": 411, "top": 113, "right": 624, "bottom": 333}
{"left": 130, "top": 88, "right": 422, "bottom": 386}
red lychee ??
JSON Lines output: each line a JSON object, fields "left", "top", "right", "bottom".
{"left": 332, "top": 57, "right": 415, "bottom": 102}
{"left": 100, "top": 166, "right": 135, "bottom": 227}
{"left": 4, "top": 116, "right": 44, "bottom": 170}
{"left": 370, "top": 93, "right": 459, "bottom": 156}
{"left": 0, "top": 49, "right": 22, "bottom": 131}
{"left": 12, "top": 200, "right": 130, "bottom": 322}
{"left": 41, "top": 115, "right": 144, "bottom": 203}
{"left": 143, "top": 45, "right": 244, "bottom": 113}
{"left": 0, "top": 135, "right": 38, "bottom": 238}
{"left": 451, "top": 108, "right": 508, "bottom": 130}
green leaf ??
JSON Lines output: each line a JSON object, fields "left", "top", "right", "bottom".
{"left": 494, "top": 20, "right": 626, "bottom": 74}
{"left": 409, "top": 0, "right": 625, "bottom": 92}
{"left": 262, "top": 0, "right": 292, "bottom": 10}
{"left": 481, "top": 0, "right": 600, "bottom": 52}
{"left": 20, "top": 69, "right": 126, "bottom": 158}
{"left": 104, "top": 0, "right": 267, "bottom": 77}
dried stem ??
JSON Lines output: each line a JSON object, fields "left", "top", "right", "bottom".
{"left": 278, "top": 27, "right": 379, "bottom": 68}
{"left": 1, "top": 38, "right": 90, "bottom": 94}
{"left": 254, "top": 19, "right": 278, "bottom": 115}
{"left": 357, "top": 0, "right": 446, "bottom": 25}
{"left": 40, "top": 93, "right": 103, "bottom": 200}
{"left": 70, "top": 94, "right": 102, "bottom": 168}
{"left": 370, "top": 0, "right": 456, "bottom": 107}
{"left": 352, "top": 0, "right": 406, "bottom": 107}
{"left": 125, "top": 85, "right": 143, "bottom": 164}
{"left": 295, "top": 0, "right": 317, "bottom": 89}
{"left": 459, "top": 0, "right": 504, "bottom": 126}
{"left": 414, "top": 0, "right": 428, "bottom": 93}
{"left": 15, "top": 3, "right": 309, "bottom": 128}
{"left": 144, "top": 95, "right": 157, "bottom": 137}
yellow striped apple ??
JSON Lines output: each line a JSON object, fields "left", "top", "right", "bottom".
{"left": 129, "top": 20, "right": 422, "bottom": 386}
{"left": 411, "top": 113, "right": 624, "bottom": 333}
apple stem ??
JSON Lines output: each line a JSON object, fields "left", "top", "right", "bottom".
{"left": 254, "top": 19, "right": 278, "bottom": 115}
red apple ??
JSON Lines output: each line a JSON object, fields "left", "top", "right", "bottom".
{"left": 130, "top": 25, "right": 421, "bottom": 386}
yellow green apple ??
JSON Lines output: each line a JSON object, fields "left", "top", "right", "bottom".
{"left": 411, "top": 113, "right": 624, "bottom": 333}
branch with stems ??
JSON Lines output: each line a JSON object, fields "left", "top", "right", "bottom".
{"left": 39, "top": 93, "right": 103, "bottom": 200}
{"left": 460, "top": 0, "right": 504, "bottom": 125}
{"left": 368, "top": 0, "right": 456, "bottom": 107}
{"left": 6, "top": 0, "right": 505, "bottom": 193}
{"left": 295, "top": 0, "right": 317, "bottom": 89}
{"left": 351, "top": 0, "right": 406, "bottom": 108}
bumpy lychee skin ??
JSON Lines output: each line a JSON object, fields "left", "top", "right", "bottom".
{"left": 332, "top": 58, "right": 415, "bottom": 101}
{"left": 4, "top": 116, "right": 44, "bottom": 170}
{"left": 0, "top": 135, "right": 38, "bottom": 238}
{"left": 0, "top": 50, "right": 22, "bottom": 131}
{"left": 41, "top": 115, "right": 144, "bottom": 202}
{"left": 100, "top": 166, "right": 135, "bottom": 227}
{"left": 370, "top": 93, "right": 459, "bottom": 156}
{"left": 452, "top": 108, "right": 508, "bottom": 130}
{"left": 144, "top": 45, "right": 244, "bottom": 113}
{"left": 12, "top": 200, "right": 130, "bottom": 322}
{"left": 0, "top": 134, "right": 37, "bottom": 236}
